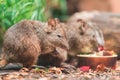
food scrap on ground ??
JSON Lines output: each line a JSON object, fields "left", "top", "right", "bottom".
{"left": 0, "top": 61, "right": 120, "bottom": 80}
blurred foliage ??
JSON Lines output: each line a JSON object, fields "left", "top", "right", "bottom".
{"left": 46, "top": 0, "right": 68, "bottom": 21}
{"left": 0, "top": 0, "right": 47, "bottom": 31}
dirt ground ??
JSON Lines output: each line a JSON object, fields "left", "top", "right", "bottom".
{"left": 0, "top": 61, "right": 119, "bottom": 80}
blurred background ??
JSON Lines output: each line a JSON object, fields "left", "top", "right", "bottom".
{"left": 67, "top": 0, "right": 120, "bottom": 14}
{"left": 0, "top": 0, "right": 120, "bottom": 59}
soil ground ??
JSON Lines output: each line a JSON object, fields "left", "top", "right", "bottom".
{"left": 0, "top": 61, "right": 119, "bottom": 80}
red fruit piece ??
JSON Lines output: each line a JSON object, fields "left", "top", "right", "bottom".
{"left": 98, "top": 46, "right": 104, "bottom": 51}
{"left": 80, "top": 66, "right": 90, "bottom": 72}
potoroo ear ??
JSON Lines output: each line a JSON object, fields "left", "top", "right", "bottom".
{"left": 45, "top": 18, "right": 60, "bottom": 34}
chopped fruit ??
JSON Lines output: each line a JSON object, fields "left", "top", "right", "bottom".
{"left": 80, "top": 66, "right": 90, "bottom": 72}
{"left": 103, "top": 50, "right": 116, "bottom": 56}
{"left": 95, "top": 47, "right": 117, "bottom": 56}
{"left": 103, "top": 51, "right": 112, "bottom": 56}
{"left": 98, "top": 46, "right": 104, "bottom": 51}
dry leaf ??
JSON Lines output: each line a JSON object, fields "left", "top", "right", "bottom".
{"left": 96, "top": 64, "right": 105, "bottom": 72}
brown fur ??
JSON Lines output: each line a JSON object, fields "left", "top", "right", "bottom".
{"left": 1, "top": 19, "right": 69, "bottom": 68}
{"left": 37, "top": 48, "right": 67, "bottom": 66}
{"left": 65, "top": 20, "right": 105, "bottom": 66}
{"left": 66, "top": 20, "right": 104, "bottom": 55}
{"left": 37, "top": 19, "right": 105, "bottom": 67}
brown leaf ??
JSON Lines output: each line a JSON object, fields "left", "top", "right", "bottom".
{"left": 96, "top": 64, "right": 105, "bottom": 72}
{"left": 48, "top": 67, "right": 62, "bottom": 74}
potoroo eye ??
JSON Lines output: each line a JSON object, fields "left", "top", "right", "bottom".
{"left": 57, "top": 34, "right": 62, "bottom": 38}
